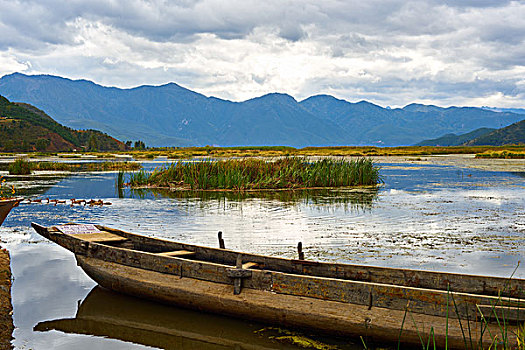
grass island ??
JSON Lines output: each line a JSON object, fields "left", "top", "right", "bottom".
{"left": 128, "top": 157, "right": 381, "bottom": 191}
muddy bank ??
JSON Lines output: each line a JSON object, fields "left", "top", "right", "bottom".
{"left": 0, "top": 249, "right": 13, "bottom": 350}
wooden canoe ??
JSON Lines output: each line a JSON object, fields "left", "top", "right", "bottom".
{"left": 0, "top": 198, "right": 21, "bottom": 226}
{"left": 31, "top": 222, "right": 524, "bottom": 349}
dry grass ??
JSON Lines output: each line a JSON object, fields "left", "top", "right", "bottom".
{"left": 69, "top": 145, "right": 525, "bottom": 159}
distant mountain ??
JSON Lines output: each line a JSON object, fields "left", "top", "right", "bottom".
{"left": 482, "top": 107, "right": 525, "bottom": 115}
{"left": 300, "top": 97, "right": 522, "bottom": 145}
{"left": 1, "top": 73, "right": 524, "bottom": 147}
{"left": 0, "top": 95, "right": 126, "bottom": 152}
{"left": 415, "top": 128, "right": 496, "bottom": 146}
{"left": 466, "top": 119, "right": 525, "bottom": 146}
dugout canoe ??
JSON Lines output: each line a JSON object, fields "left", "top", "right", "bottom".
{"left": 0, "top": 198, "right": 21, "bottom": 226}
{"left": 31, "top": 222, "right": 524, "bottom": 349}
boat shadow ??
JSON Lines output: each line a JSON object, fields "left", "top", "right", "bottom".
{"left": 34, "top": 286, "right": 355, "bottom": 350}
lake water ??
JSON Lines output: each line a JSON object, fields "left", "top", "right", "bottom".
{"left": 1, "top": 158, "right": 524, "bottom": 349}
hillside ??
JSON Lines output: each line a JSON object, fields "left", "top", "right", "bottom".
{"left": 414, "top": 128, "right": 495, "bottom": 146}
{"left": 466, "top": 119, "right": 525, "bottom": 146}
{"left": 0, "top": 73, "right": 523, "bottom": 147}
{"left": 0, "top": 95, "right": 126, "bottom": 152}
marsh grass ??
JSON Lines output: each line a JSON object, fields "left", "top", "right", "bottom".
{"left": 116, "top": 170, "right": 125, "bottom": 198}
{"left": 388, "top": 266, "right": 525, "bottom": 350}
{"left": 128, "top": 145, "right": 525, "bottom": 159}
{"left": 476, "top": 150, "right": 525, "bottom": 159}
{"left": 13, "top": 145, "right": 525, "bottom": 160}
{"left": 8, "top": 158, "right": 32, "bottom": 175}
{"left": 27, "top": 161, "right": 141, "bottom": 172}
{"left": 129, "top": 157, "right": 381, "bottom": 190}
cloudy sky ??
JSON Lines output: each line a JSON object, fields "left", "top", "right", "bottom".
{"left": 0, "top": 0, "right": 524, "bottom": 107}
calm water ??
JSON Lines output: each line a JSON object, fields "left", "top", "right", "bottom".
{"left": 1, "top": 159, "right": 524, "bottom": 349}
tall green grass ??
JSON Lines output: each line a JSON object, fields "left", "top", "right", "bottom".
{"left": 129, "top": 157, "right": 381, "bottom": 190}
{"left": 8, "top": 158, "right": 32, "bottom": 175}
{"left": 7, "top": 161, "right": 142, "bottom": 172}
{"left": 387, "top": 269, "right": 525, "bottom": 350}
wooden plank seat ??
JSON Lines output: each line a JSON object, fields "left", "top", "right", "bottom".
{"left": 53, "top": 224, "right": 130, "bottom": 244}
{"left": 157, "top": 250, "right": 196, "bottom": 258}
{"left": 66, "top": 232, "right": 130, "bottom": 244}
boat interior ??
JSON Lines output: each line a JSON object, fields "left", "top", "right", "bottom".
{"left": 42, "top": 223, "right": 525, "bottom": 300}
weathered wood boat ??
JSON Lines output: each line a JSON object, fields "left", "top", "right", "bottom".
{"left": 32, "top": 222, "right": 524, "bottom": 349}
{"left": 0, "top": 198, "right": 21, "bottom": 226}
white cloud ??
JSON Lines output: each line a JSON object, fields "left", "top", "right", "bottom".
{"left": 0, "top": 0, "right": 523, "bottom": 107}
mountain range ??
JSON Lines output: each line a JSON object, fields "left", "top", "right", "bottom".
{"left": 0, "top": 95, "right": 126, "bottom": 152}
{"left": 415, "top": 128, "right": 497, "bottom": 146}
{"left": 466, "top": 119, "right": 525, "bottom": 146}
{"left": 415, "top": 118, "right": 525, "bottom": 146}
{"left": 0, "top": 73, "right": 523, "bottom": 147}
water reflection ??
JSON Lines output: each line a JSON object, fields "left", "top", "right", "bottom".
{"left": 1, "top": 160, "right": 524, "bottom": 349}
{"left": 132, "top": 187, "right": 378, "bottom": 211}
{"left": 35, "top": 286, "right": 357, "bottom": 350}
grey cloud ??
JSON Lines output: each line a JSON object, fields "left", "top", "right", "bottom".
{"left": 0, "top": 0, "right": 524, "bottom": 107}
{"left": 299, "top": 73, "right": 523, "bottom": 107}
{"left": 278, "top": 23, "right": 305, "bottom": 42}
{"left": 441, "top": 0, "right": 513, "bottom": 8}
{"left": 2, "top": 0, "right": 524, "bottom": 44}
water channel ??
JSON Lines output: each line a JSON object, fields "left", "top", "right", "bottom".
{"left": 1, "top": 157, "right": 524, "bottom": 349}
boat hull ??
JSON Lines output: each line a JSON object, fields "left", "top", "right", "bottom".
{"left": 0, "top": 198, "right": 21, "bottom": 226}
{"left": 77, "top": 255, "right": 508, "bottom": 349}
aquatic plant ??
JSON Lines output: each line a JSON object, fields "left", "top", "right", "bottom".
{"left": 387, "top": 265, "right": 525, "bottom": 350}
{"left": 0, "top": 176, "right": 15, "bottom": 199}
{"left": 8, "top": 158, "right": 31, "bottom": 175}
{"left": 476, "top": 150, "right": 525, "bottom": 159}
{"left": 28, "top": 161, "right": 141, "bottom": 172}
{"left": 128, "top": 157, "right": 381, "bottom": 190}
{"left": 116, "top": 170, "right": 125, "bottom": 198}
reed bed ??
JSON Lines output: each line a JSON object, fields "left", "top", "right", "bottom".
{"left": 4, "top": 160, "right": 141, "bottom": 174}
{"left": 8, "top": 158, "right": 31, "bottom": 175}
{"left": 129, "top": 157, "right": 381, "bottom": 191}
{"left": 13, "top": 145, "right": 525, "bottom": 160}
{"left": 30, "top": 161, "right": 141, "bottom": 172}
{"left": 475, "top": 150, "right": 525, "bottom": 159}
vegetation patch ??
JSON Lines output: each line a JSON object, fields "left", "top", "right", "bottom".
{"left": 129, "top": 157, "right": 381, "bottom": 191}
{"left": 37, "top": 161, "right": 141, "bottom": 172}
{"left": 0, "top": 95, "right": 128, "bottom": 152}
{"left": 254, "top": 327, "right": 338, "bottom": 350}
{"left": 475, "top": 150, "right": 525, "bottom": 159}
{"left": 5, "top": 160, "right": 140, "bottom": 173}
{"left": 62, "top": 145, "right": 525, "bottom": 160}
{"left": 8, "top": 157, "right": 31, "bottom": 175}
{"left": 0, "top": 176, "right": 15, "bottom": 199}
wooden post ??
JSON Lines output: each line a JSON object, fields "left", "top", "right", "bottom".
{"left": 234, "top": 254, "right": 243, "bottom": 295}
{"left": 218, "top": 231, "right": 225, "bottom": 249}
{"left": 297, "top": 242, "right": 304, "bottom": 260}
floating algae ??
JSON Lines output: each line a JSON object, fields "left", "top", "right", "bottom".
{"left": 255, "top": 327, "right": 340, "bottom": 349}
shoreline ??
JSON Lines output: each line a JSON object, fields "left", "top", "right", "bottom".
{"left": 132, "top": 184, "right": 380, "bottom": 192}
{"left": 0, "top": 248, "right": 13, "bottom": 350}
